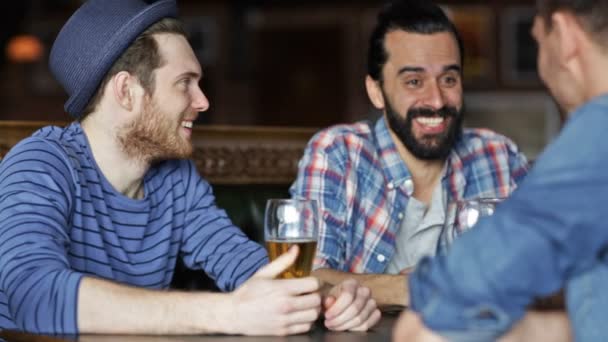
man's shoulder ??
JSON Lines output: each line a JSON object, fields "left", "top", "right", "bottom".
{"left": 0, "top": 125, "right": 81, "bottom": 194}
{"left": 457, "top": 128, "right": 519, "bottom": 152}
{"left": 6, "top": 124, "right": 80, "bottom": 159}
{"left": 308, "top": 121, "right": 375, "bottom": 152}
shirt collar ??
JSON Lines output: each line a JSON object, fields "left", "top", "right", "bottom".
{"left": 373, "top": 116, "right": 466, "bottom": 199}
{"left": 373, "top": 117, "right": 414, "bottom": 193}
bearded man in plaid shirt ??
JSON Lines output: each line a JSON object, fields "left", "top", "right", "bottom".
{"left": 290, "top": 0, "right": 529, "bottom": 309}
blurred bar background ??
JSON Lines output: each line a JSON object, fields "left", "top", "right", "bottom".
{"left": 0, "top": 0, "right": 561, "bottom": 290}
{"left": 0, "top": 0, "right": 559, "bottom": 159}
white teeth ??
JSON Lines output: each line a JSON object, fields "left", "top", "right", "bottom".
{"left": 182, "top": 121, "right": 193, "bottom": 129}
{"left": 416, "top": 117, "right": 444, "bottom": 127}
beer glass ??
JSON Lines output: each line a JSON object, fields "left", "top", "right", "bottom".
{"left": 439, "top": 197, "right": 504, "bottom": 252}
{"left": 264, "top": 198, "right": 319, "bottom": 279}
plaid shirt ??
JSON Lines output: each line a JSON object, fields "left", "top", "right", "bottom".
{"left": 290, "top": 117, "right": 529, "bottom": 273}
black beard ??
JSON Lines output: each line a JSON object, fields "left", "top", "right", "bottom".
{"left": 385, "top": 97, "right": 463, "bottom": 160}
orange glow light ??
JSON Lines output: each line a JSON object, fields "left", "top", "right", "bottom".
{"left": 6, "top": 34, "right": 44, "bottom": 63}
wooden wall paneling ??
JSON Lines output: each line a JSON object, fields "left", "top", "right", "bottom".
{"left": 0, "top": 121, "right": 317, "bottom": 185}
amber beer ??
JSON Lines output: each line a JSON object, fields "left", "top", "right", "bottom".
{"left": 266, "top": 239, "right": 317, "bottom": 279}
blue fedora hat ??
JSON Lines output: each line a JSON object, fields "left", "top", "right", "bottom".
{"left": 49, "top": 0, "right": 178, "bottom": 118}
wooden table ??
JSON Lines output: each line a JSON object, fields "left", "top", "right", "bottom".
{"left": 0, "top": 313, "right": 398, "bottom": 342}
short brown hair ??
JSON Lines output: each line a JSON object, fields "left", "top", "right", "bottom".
{"left": 537, "top": 0, "right": 608, "bottom": 46}
{"left": 80, "top": 17, "right": 187, "bottom": 121}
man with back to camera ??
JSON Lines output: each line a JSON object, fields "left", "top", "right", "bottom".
{"left": 0, "top": 0, "right": 380, "bottom": 335}
{"left": 290, "top": 0, "right": 529, "bottom": 308}
{"left": 394, "top": 0, "right": 608, "bottom": 340}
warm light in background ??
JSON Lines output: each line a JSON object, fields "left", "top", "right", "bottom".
{"left": 6, "top": 34, "right": 44, "bottom": 63}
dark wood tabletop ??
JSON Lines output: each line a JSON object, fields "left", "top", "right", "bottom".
{"left": 0, "top": 313, "right": 398, "bottom": 342}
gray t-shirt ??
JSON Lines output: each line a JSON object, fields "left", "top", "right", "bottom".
{"left": 386, "top": 182, "right": 445, "bottom": 274}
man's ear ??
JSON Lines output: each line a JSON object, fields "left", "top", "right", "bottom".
{"left": 551, "top": 11, "right": 581, "bottom": 66}
{"left": 365, "top": 75, "right": 385, "bottom": 110}
{"left": 111, "top": 71, "right": 137, "bottom": 111}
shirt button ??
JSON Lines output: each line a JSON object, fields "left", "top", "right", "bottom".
{"left": 397, "top": 212, "right": 404, "bottom": 220}
{"left": 377, "top": 254, "right": 386, "bottom": 262}
{"left": 387, "top": 182, "right": 394, "bottom": 190}
{"left": 404, "top": 179, "right": 414, "bottom": 196}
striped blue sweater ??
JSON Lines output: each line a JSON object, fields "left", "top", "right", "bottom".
{"left": 0, "top": 123, "right": 268, "bottom": 333}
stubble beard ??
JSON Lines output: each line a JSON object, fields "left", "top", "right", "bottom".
{"left": 117, "top": 98, "right": 193, "bottom": 164}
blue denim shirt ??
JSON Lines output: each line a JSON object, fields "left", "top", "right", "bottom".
{"left": 409, "top": 94, "right": 608, "bottom": 339}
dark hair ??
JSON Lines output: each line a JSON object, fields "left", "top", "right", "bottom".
{"left": 536, "top": 0, "right": 608, "bottom": 45}
{"left": 80, "top": 17, "right": 187, "bottom": 121}
{"left": 367, "top": 0, "right": 464, "bottom": 81}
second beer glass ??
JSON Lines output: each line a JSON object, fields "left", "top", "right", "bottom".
{"left": 264, "top": 199, "right": 319, "bottom": 279}
{"left": 439, "top": 197, "right": 505, "bottom": 253}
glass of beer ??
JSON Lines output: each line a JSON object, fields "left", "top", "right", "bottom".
{"left": 264, "top": 198, "right": 318, "bottom": 279}
{"left": 438, "top": 197, "right": 505, "bottom": 253}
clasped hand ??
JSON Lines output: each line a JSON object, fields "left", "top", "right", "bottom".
{"left": 229, "top": 246, "right": 380, "bottom": 335}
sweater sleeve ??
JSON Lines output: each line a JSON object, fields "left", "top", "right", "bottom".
{"left": 0, "top": 139, "right": 83, "bottom": 334}
{"left": 179, "top": 161, "right": 267, "bottom": 292}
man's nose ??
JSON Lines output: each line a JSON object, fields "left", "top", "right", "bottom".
{"left": 421, "top": 82, "right": 445, "bottom": 110}
{"left": 192, "top": 85, "right": 210, "bottom": 113}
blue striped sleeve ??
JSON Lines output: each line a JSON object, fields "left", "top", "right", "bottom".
{"left": 179, "top": 161, "right": 267, "bottom": 291}
{"left": 0, "top": 138, "right": 83, "bottom": 333}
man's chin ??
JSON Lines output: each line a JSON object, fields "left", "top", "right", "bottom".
{"left": 409, "top": 141, "right": 451, "bottom": 160}
{"left": 148, "top": 146, "right": 193, "bottom": 163}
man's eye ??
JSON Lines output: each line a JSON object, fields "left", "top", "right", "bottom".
{"left": 406, "top": 79, "right": 421, "bottom": 87}
{"left": 177, "top": 79, "right": 190, "bottom": 89}
{"left": 442, "top": 75, "right": 459, "bottom": 86}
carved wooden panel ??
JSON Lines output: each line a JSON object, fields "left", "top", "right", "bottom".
{"left": 0, "top": 121, "right": 317, "bottom": 185}
{"left": 193, "top": 146, "right": 304, "bottom": 185}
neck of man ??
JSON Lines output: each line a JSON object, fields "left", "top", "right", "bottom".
{"left": 390, "top": 130, "right": 445, "bottom": 204}
{"left": 583, "top": 48, "right": 608, "bottom": 108}
{"left": 81, "top": 114, "right": 150, "bottom": 200}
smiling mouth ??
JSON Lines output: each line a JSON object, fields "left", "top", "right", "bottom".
{"left": 181, "top": 121, "right": 193, "bottom": 129}
{"left": 415, "top": 117, "right": 444, "bottom": 127}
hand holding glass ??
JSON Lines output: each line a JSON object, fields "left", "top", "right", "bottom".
{"left": 264, "top": 199, "right": 319, "bottom": 279}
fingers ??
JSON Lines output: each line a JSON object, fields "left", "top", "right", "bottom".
{"left": 285, "top": 307, "right": 321, "bottom": 325}
{"left": 253, "top": 245, "right": 299, "bottom": 279}
{"left": 277, "top": 276, "right": 321, "bottom": 295}
{"left": 330, "top": 302, "right": 381, "bottom": 332}
{"left": 324, "top": 295, "right": 336, "bottom": 310}
{"left": 322, "top": 279, "right": 381, "bottom": 332}
{"left": 325, "top": 286, "right": 372, "bottom": 329}
{"left": 272, "top": 295, "right": 321, "bottom": 336}
{"left": 282, "top": 322, "right": 314, "bottom": 336}
{"left": 283, "top": 292, "right": 322, "bottom": 314}
{"left": 324, "top": 279, "right": 363, "bottom": 319}
{"left": 350, "top": 308, "right": 381, "bottom": 332}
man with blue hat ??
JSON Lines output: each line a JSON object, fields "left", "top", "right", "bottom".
{"left": 0, "top": 0, "right": 379, "bottom": 335}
